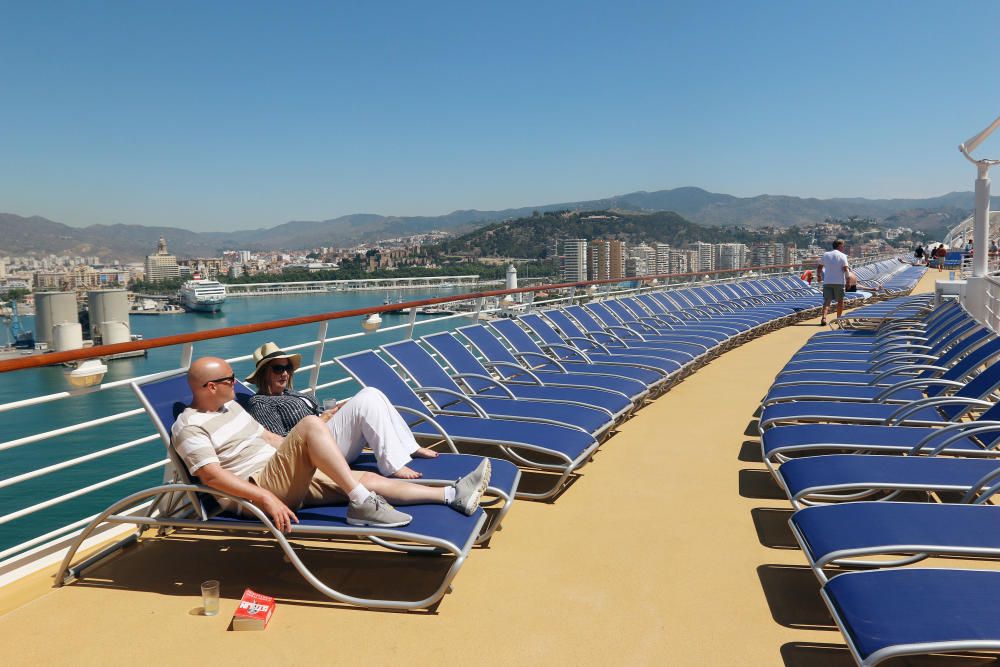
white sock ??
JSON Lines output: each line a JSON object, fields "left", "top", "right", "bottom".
{"left": 443, "top": 486, "right": 456, "bottom": 504}
{"left": 348, "top": 484, "right": 372, "bottom": 505}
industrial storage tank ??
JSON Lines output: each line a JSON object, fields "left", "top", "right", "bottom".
{"left": 52, "top": 322, "right": 84, "bottom": 352}
{"left": 88, "top": 289, "right": 130, "bottom": 342}
{"left": 101, "top": 320, "right": 130, "bottom": 345}
{"left": 34, "top": 292, "right": 78, "bottom": 345}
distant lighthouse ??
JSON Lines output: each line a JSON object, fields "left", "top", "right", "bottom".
{"left": 506, "top": 264, "right": 518, "bottom": 302}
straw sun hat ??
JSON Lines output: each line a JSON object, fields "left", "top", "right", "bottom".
{"left": 244, "top": 342, "right": 302, "bottom": 385}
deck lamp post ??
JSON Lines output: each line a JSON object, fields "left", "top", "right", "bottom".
{"left": 959, "top": 115, "right": 1000, "bottom": 278}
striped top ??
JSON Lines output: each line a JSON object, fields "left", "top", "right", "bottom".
{"left": 245, "top": 390, "right": 319, "bottom": 437}
{"left": 171, "top": 400, "right": 274, "bottom": 480}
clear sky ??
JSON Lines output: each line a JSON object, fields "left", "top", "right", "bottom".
{"left": 2, "top": 0, "right": 999, "bottom": 232}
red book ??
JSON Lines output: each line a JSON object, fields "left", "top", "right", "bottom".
{"left": 232, "top": 588, "right": 276, "bottom": 631}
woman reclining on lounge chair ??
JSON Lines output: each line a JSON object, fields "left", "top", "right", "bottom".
{"left": 244, "top": 342, "right": 438, "bottom": 479}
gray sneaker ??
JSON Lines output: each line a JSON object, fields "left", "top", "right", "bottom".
{"left": 449, "top": 459, "right": 491, "bottom": 516}
{"left": 346, "top": 493, "right": 412, "bottom": 527}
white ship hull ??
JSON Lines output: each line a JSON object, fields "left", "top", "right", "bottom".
{"left": 180, "top": 280, "right": 227, "bottom": 312}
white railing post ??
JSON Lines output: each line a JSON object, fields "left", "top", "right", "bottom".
{"left": 308, "top": 321, "right": 328, "bottom": 394}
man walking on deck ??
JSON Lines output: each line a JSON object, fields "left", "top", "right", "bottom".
{"left": 817, "top": 239, "right": 850, "bottom": 326}
{"left": 171, "top": 357, "right": 490, "bottom": 532}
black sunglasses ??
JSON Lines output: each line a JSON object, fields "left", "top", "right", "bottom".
{"left": 269, "top": 363, "right": 294, "bottom": 374}
{"left": 202, "top": 374, "right": 236, "bottom": 388}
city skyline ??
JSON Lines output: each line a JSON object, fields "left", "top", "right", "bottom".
{"left": 2, "top": 2, "right": 999, "bottom": 232}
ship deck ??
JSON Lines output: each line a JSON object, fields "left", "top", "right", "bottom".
{"left": 1, "top": 272, "right": 964, "bottom": 666}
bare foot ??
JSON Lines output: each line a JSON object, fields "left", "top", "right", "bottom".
{"left": 392, "top": 466, "right": 422, "bottom": 479}
{"left": 413, "top": 447, "right": 439, "bottom": 459}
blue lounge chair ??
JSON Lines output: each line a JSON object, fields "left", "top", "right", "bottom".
{"left": 380, "top": 338, "right": 616, "bottom": 439}
{"left": 790, "top": 501, "right": 1000, "bottom": 583}
{"left": 758, "top": 355, "right": 1000, "bottom": 430}
{"left": 337, "top": 349, "right": 601, "bottom": 500}
{"left": 578, "top": 301, "right": 723, "bottom": 351}
{"left": 821, "top": 568, "right": 1000, "bottom": 666}
{"left": 511, "top": 314, "right": 684, "bottom": 378}
{"left": 773, "top": 452, "right": 1000, "bottom": 508}
{"left": 481, "top": 320, "right": 670, "bottom": 391}
{"left": 421, "top": 331, "right": 634, "bottom": 421}
{"left": 539, "top": 309, "right": 704, "bottom": 370}
{"left": 54, "top": 373, "right": 521, "bottom": 611}
{"left": 762, "top": 335, "right": 1000, "bottom": 405}
{"left": 456, "top": 324, "right": 653, "bottom": 402}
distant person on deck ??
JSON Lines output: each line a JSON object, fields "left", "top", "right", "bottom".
{"left": 171, "top": 356, "right": 490, "bottom": 531}
{"left": 244, "top": 342, "right": 439, "bottom": 480}
{"left": 934, "top": 244, "right": 947, "bottom": 271}
{"left": 991, "top": 240, "right": 998, "bottom": 255}
{"left": 817, "top": 239, "right": 850, "bottom": 326}
{"left": 914, "top": 244, "right": 925, "bottom": 264}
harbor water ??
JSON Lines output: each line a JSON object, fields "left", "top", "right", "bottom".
{"left": 0, "top": 289, "right": 471, "bottom": 555}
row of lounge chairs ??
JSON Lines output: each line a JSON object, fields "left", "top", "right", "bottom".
{"left": 759, "top": 295, "right": 1000, "bottom": 665}
{"left": 54, "top": 265, "right": 913, "bottom": 613}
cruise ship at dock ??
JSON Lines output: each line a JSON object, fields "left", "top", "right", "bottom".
{"left": 179, "top": 277, "right": 227, "bottom": 313}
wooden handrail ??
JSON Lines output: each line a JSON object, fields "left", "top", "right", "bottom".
{"left": 0, "top": 261, "right": 817, "bottom": 374}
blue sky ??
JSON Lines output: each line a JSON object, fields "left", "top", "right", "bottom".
{"left": 1, "top": 0, "right": 999, "bottom": 232}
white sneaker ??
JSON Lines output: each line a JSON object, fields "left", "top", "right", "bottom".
{"left": 346, "top": 493, "right": 412, "bottom": 527}
{"left": 449, "top": 459, "right": 491, "bottom": 516}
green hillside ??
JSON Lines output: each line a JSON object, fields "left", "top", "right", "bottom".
{"left": 432, "top": 210, "right": 803, "bottom": 259}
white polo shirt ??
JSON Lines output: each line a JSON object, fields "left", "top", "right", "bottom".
{"left": 819, "top": 249, "right": 850, "bottom": 285}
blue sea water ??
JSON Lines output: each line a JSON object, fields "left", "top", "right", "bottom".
{"left": 0, "top": 289, "right": 469, "bottom": 555}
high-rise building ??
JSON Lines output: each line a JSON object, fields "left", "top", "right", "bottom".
{"left": 668, "top": 249, "right": 696, "bottom": 274}
{"left": 588, "top": 240, "right": 610, "bottom": 281}
{"left": 608, "top": 240, "right": 625, "bottom": 279}
{"left": 750, "top": 242, "right": 788, "bottom": 267}
{"left": 144, "top": 237, "right": 180, "bottom": 283}
{"left": 687, "top": 242, "right": 715, "bottom": 272}
{"left": 654, "top": 243, "right": 671, "bottom": 274}
{"left": 561, "top": 239, "right": 587, "bottom": 282}
{"left": 715, "top": 243, "right": 749, "bottom": 271}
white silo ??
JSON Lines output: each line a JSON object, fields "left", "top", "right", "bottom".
{"left": 88, "top": 289, "right": 130, "bottom": 343}
{"left": 52, "top": 322, "right": 84, "bottom": 352}
{"left": 34, "top": 292, "right": 78, "bottom": 345}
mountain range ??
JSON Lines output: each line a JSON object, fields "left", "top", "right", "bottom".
{"left": 1, "top": 187, "right": 987, "bottom": 261}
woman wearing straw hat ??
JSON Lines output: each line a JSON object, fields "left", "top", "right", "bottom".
{"left": 245, "top": 342, "right": 439, "bottom": 479}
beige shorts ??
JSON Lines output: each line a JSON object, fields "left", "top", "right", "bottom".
{"left": 250, "top": 421, "right": 347, "bottom": 510}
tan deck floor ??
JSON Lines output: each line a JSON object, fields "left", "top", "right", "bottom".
{"left": 1, "top": 273, "right": 958, "bottom": 666}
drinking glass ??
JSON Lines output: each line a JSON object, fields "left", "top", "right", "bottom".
{"left": 201, "top": 579, "right": 220, "bottom": 616}
{"left": 322, "top": 398, "right": 339, "bottom": 412}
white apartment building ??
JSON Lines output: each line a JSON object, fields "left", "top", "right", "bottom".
{"left": 687, "top": 242, "right": 715, "bottom": 272}
{"left": 715, "top": 243, "right": 749, "bottom": 271}
{"left": 561, "top": 239, "right": 588, "bottom": 282}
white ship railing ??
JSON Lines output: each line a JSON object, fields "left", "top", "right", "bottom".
{"left": 0, "top": 259, "right": 899, "bottom": 586}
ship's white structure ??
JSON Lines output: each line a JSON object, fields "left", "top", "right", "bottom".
{"left": 179, "top": 278, "right": 226, "bottom": 312}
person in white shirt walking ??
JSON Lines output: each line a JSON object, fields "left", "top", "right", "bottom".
{"left": 817, "top": 239, "right": 851, "bottom": 326}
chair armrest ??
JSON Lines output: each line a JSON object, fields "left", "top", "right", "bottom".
{"left": 451, "top": 372, "right": 518, "bottom": 397}
{"left": 868, "top": 353, "right": 940, "bottom": 371}
{"left": 869, "top": 365, "right": 948, "bottom": 384}
{"left": 910, "top": 421, "right": 1000, "bottom": 457}
{"left": 392, "top": 405, "right": 459, "bottom": 453}
{"left": 884, "top": 397, "right": 994, "bottom": 425}
{"left": 412, "top": 387, "right": 490, "bottom": 418}
{"left": 484, "top": 359, "right": 551, "bottom": 380}
{"left": 541, "top": 342, "right": 593, "bottom": 362}
{"left": 874, "top": 378, "right": 967, "bottom": 401}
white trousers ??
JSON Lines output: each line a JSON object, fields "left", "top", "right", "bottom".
{"left": 327, "top": 386, "right": 419, "bottom": 476}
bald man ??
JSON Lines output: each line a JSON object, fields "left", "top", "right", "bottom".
{"left": 170, "top": 357, "right": 491, "bottom": 530}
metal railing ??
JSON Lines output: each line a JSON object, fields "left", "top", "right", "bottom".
{"left": 0, "top": 258, "right": 895, "bottom": 584}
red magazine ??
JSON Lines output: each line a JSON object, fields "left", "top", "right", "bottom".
{"left": 232, "top": 588, "right": 276, "bottom": 631}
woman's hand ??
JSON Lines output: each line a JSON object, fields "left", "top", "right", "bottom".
{"left": 319, "top": 401, "right": 343, "bottom": 422}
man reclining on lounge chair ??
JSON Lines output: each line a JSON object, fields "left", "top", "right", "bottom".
{"left": 172, "top": 357, "right": 490, "bottom": 531}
